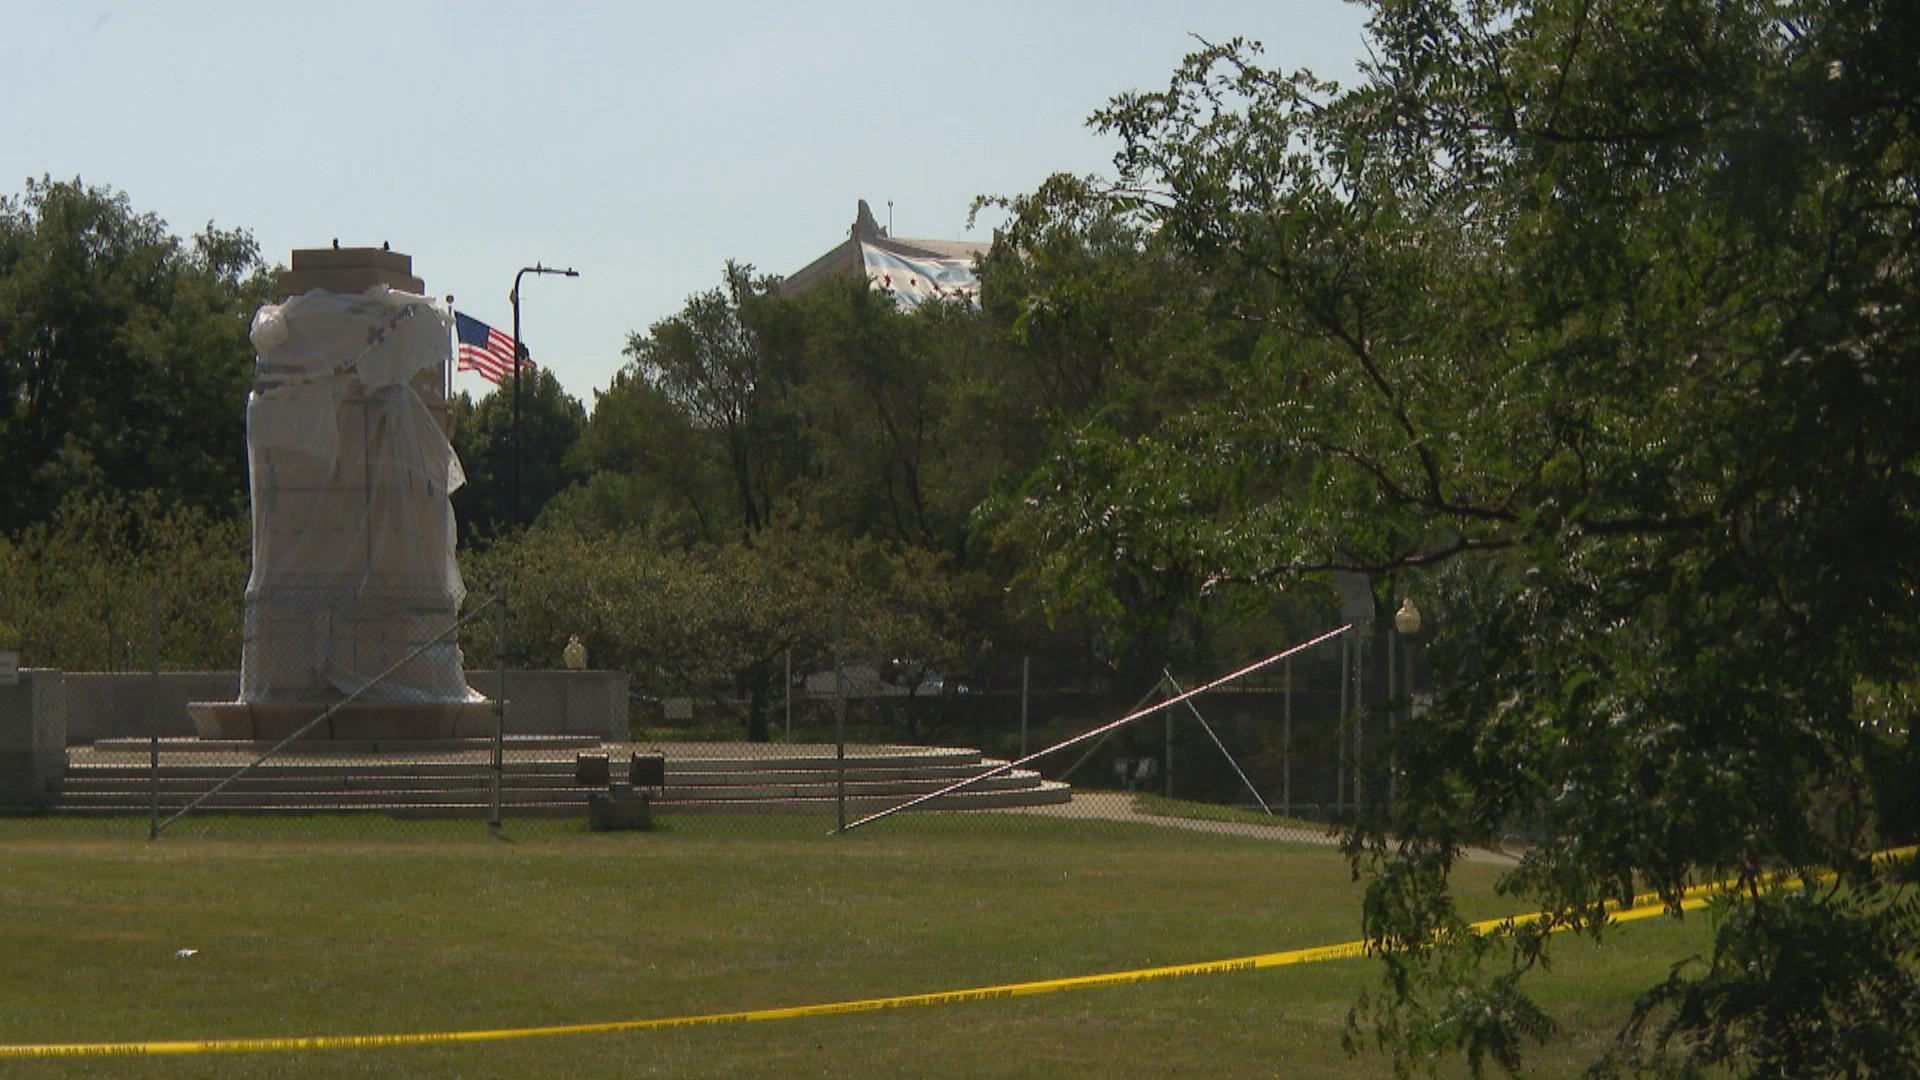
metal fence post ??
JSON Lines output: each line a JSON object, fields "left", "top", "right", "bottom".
{"left": 1337, "top": 635, "right": 1349, "bottom": 817}
{"left": 147, "top": 587, "right": 159, "bottom": 840}
{"left": 1354, "top": 632, "right": 1365, "bottom": 815}
{"left": 492, "top": 588, "right": 506, "bottom": 829}
{"left": 1020, "top": 656, "right": 1030, "bottom": 757}
{"left": 1387, "top": 623, "right": 1398, "bottom": 815}
{"left": 1163, "top": 686, "right": 1174, "bottom": 799}
{"left": 1282, "top": 655, "right": 1292, "bottom": 819}
{"left": 833, "top": 601, "right": 846, "bottom": 833}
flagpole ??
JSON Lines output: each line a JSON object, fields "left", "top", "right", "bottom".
{"left": 510, "top": 275, "right": 522, "bottom": 527}
{"left": 508, "top": 263, "right": 579, "bottom": 527}
{"left": 442, "top": 294, "right": 454, "bottom": 404}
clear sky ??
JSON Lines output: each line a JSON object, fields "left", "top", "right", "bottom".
{"left": 4, "top": 1, "right": 1371, "bottom": 405}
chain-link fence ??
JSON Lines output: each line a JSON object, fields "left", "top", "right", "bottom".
{"left": 12, "top": 586, "right": 1428, "bottom": 846}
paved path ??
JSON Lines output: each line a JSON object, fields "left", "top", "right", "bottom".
{"left": 1015, "top": 791, "right": 1523, "bottom": 864}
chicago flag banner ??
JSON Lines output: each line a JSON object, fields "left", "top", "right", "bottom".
{"left": 860, "top": 244, "right": 980, "bottom": 308}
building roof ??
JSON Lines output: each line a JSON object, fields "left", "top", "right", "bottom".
{"left": 781, "top": 200, "right": 990, "bottom": 300}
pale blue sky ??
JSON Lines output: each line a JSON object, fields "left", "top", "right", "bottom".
{"left": 4, "top": 1, "right": 1371, "bottom": 401}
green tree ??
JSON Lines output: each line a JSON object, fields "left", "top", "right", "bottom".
{"left": 569, "top": 265, "right": 1052, "bottom": 729}
{"left": 449, "top": 368, "right": 587, "bottom": 540}
{"left": 0, "top": 177, "right": 270, "bottom": 532}
{"left": 788, "top": 276, "right": 1027, "bottom": 563}
{"left": 461, "top": 515, "right": 957, "bottom": 742}
{"left": 995, "top": 1, "right": 1919, "bottom": 1074}
{"left": 0, "top": 493, "right": 247, "bottom": 669}
{"left": 614, "top": 262, "right": 808, "bottom": 540}
{"left": 974, "top": 184, "right": 1296, "bottom": 679}
{"left": 555, "top": 359, "right": 736, "bottom": 542}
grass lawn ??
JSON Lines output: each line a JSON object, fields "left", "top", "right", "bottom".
{"left": 0, "top": 814, "right": 1707, "bottom": 1078}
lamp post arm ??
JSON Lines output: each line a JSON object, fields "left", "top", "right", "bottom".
{"left": 505, "top": 264, "right": 580, "bottom": 529}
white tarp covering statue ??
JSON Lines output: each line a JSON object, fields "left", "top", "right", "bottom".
{"left": 239, "top": 285, "right": 481, "bottom": 706}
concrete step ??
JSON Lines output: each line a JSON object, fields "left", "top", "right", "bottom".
{"left": 658, "top": 781, "right": 1074, "bottom": 814}
{"left": 57, "top": 769, "right": 1048, "bottom": 802}
{"left": 58, "top": 788, "right": 577, "bottom": 808}
{"left": 50, "top": 742, "right": 1069, "bottom": 817}
{"left": 657, "top": 770, "right": 1048, "bottom": 802}
{"left": 49, "top": 781, "right": 1073, "bottom": 816}
{"left": 64, "top": 759, "right": 1010, "bottom": 785}
{"left": 88, "top": 735, "right": 603, "bottom": 754}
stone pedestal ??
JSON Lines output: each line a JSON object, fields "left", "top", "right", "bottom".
{"left": 275, "top": 246, "right": 425, "bottom": 300}
{"left": 186, "top": 699, "right": 496, "bottom": 742}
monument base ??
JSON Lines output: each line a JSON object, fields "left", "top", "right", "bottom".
{"left": 187, "top": 700, "right": 497, "bottom": 742}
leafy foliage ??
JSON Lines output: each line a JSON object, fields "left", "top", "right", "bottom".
{"left": 974, "top": 178, "right": 1352, "bottom": 678}
{"left": 459, "top": 516, "right": 959, "bottom": 741}
{"left": 563, "top": 262, "right": 1090, "bottom": 732}
{"left": 0, "top": 177, "right": 270, "bottom": 532}
{"left": 448, "top": 368, "right": 587, "bottom": 541}
{"left": 0, "top": 493, "right": 247, "bottom": 669}
{"left": 987, "top": 0, "right": 1920, "bottom": 1074}
{"left": 605, "top": 262, "right": 807, "bottom": 540}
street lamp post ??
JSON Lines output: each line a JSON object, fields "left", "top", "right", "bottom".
{"left": 509, "top": 263, "right": 579, "bottom": 526}
{"left": 1389, "top": 597, "right": 1422, "bottom": 813}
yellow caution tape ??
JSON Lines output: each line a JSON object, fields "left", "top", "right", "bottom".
{"left": 3, "top": 846, "right": 1908, "bottom": 1059}
{"left": 0, "top": 939, "right": 1357, "bottom": 1059}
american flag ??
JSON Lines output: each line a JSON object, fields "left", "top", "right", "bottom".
{"left": 454, "top": 312, "right": 533, "bottom": 385}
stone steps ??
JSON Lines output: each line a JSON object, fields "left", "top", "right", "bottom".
{"left": 56, "top": 771, "right": 1053, "bottom": 802}
{"left": 50, "top": 740, "right": 1070, "bottom": 817}
{"left": 64, "top": 759, "right": 1012, "bottom": 785}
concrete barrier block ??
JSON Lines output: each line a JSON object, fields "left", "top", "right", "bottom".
{"left": 588, "top": 790, "right": 653, "bottom": 831}
{"left": 0, "top": 671, "right": 67, "bottom": 809}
